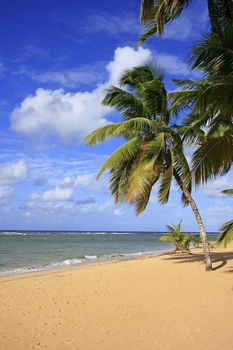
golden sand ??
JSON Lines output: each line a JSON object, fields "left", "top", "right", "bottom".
{"left": 1, "top": 246, "right": 233, "bottom": 350}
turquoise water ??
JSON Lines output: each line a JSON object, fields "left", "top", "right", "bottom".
{"left": 0, "top": 231, "right": 218, "bottom": 276}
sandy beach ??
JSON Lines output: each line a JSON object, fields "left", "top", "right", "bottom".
{"left": 1, "top": 246, "right": 233, "bottom": 350}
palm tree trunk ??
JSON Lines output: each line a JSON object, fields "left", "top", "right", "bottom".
{"left": 174, "top": 171, "right": 212, "bottom": 271}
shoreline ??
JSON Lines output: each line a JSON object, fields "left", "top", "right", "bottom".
{"left": 0, "top": 249, "right": 172, "bottom": 280}
{"left": 1, "top": 245, "right": 233, "bottom": 349}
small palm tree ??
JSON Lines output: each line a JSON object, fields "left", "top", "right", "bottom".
{"left": 217, "top": 189, "right": 233, "bottom": 247}
{"left": 160, "top": 221, "right": 192, "bottom": 253}
{"left": 138, "top": 0, "right": 233, "bottom": 45}
{"left": 86, "top": 64, "right": 212, "bottom": 270}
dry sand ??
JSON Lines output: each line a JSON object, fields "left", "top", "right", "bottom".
{"left": 1, "top": 246, "right": 233, "bottom": 350}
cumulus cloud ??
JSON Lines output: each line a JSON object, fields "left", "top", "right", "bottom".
{"left": 11, "top": 86, "right": 109, "bottom": 142}
{"left": 10, "top": 46, "right": 152, "bottom": 142}
{"left": 10, "top": 45, "right": 191, "bottom": 143}
{"left": 106, "top": 47, "right": 151, "bottom": 86}
{"left": 30, "top": 187, "right": 74, "bottom": 203}
{"left": 0, "top": 160, "right": 27, "bottom": 186}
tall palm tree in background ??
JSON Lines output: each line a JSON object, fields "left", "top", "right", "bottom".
{"left": 86, "top": 64, "right": 212, "bottom": 270}
{"left": 170, "top": 24, "right": 233, "bottom": 185}
{"left": 138, "top": 0, "right": 233, "bottom": 45}
{"left": 171, "top": 25, "right": 233, "bottom": 119}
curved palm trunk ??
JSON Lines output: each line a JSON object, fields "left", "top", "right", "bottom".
{"left": 174, "top": 171, "right": 212, "bottom": 271}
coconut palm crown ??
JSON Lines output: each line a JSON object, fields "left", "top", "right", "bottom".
{"left": 85, "top": 63, "right": 212, "bottom": 270}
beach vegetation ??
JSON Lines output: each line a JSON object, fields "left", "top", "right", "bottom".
{"left": 160, "top": 221, "right": 192, "bottom": 253}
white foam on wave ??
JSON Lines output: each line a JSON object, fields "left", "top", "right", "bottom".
{"left": 0, "top": 231, "right": 28, "bottom": 236}
{"left": 50, "top": 258, "right": 84, "bottom": 267}
{"left": 0, "top": 266, "right": 43, "bottom": 276}
{"left": 80, "top": 231, "right": 135, "bottom": 235}
{"left": 84, "top": 255, "right": 98, "bottom": 259}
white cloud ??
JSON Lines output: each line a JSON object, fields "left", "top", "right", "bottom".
{"left": 10, "top": 46, "right": 152, "bottom": 142}
{"left": 61, "top": 174, "right": 104, "bottom": 192}
{"left": 107, "top": 46, "right": 151, "bottom": 85}
{"left": 0, "top": 160, "right": 27, "bottom": 186}
{"left": 10, "top": 46, "right": 192, "bottom": 143}
{"left": 14, "top": 64, "right": 106, "bottom": 88}
{"left": 199, "top": 175, "right": 233, "bottom": 198}
{"left": 11, "top": 86, "right": 110, "bottom": 142}
{"left": 30, "top": 187, "right": 74, "bottom": 203}
{"left": 154, "top": 51, "right": 190, "bottom": 76}
{"left": 80, "top": 12, "right": 141, "bottom": 37}
{"left": 114, "top": 207, "right": 125, "bottom": 216}
{"left": 206, "top": 203, "right": 232, "bottom": 216}
{"left": 0, "top": 186, "right": 12, "bottom": 205}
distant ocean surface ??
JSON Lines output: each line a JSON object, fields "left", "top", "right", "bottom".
{"left": 0, "top": 231, "right": 218, "bottom": 276}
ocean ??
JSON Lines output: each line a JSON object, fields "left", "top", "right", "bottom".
{"left": 0, "top": 231, "right": 218, "bottom": 276}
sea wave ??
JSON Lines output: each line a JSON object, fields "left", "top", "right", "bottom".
{"left": 80, "top": 231, "right": 135, "bottom": 235}
{"left": 0, "top": 266, "right": 43, "bottom": 276}
{"left": 0, "top": 231, "right": 28, "bottom": 236}
{"left": 49, "top": 258, "right": 84, "bottom": 267}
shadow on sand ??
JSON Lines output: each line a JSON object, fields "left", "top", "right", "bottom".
{"left": 161, "top": 250, "right": 233, "bottom": 272}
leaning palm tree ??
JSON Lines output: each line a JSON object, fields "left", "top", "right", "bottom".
{"left": 217, "top": 189, "right": 233, "bottom": 247}
{"left": 85, "top": 64, "right": 212, "bottom": 270}
{"left": 138, "top": 0, "right": 233, "bottom": 45}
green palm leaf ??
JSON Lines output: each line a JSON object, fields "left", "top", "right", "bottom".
{"left": 85, "top": 123, "right": 121, "bottom": 145}
{"left": 102, "top": 86, "right": 146, "bottom": 119}
{"left": 158, "top": 148, "right": 174, "bottom": 204}
{"left": 222, "top": 188, "right": 233, "bottom": 195}
{"left": 217, "top": 220, "right": 233, "bottom": 247}
{"left": 97, "top": 138, "right": 140, "bottom": 179}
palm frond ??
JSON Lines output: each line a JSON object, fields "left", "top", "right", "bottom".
{"left": 222, "top": 188, "right": 233, "bottom": 195}
{"left": 158, "top": 148, "right": 174, "bottom": 204}
{"left": 217, "top": 220, "right": 233, "bottom": 247}
{"left": 102, "top": 86, "right": 146, "bottom": 119}
{"left": 120, "top": 64, "right": 163, "bottom": 88}
{"left": 97, "top": 138, "right": 140, "bottom": 179}
{"left": 126, "top": 158, "right": 162, "bottom": 215}
{"left": 85, "top": 123, "right": 121, "bottom": 145}
{"left": 192, "top": 132, "right": 233, "bottom": 185}
{"left": 112, "top": 118, "right": 155, "bottom": 138}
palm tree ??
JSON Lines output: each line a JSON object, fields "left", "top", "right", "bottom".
{"left": 170, "top": 25, "right": 233, "bottom": 185}
{"left": 85, "top": 64, "right": 212, "bottom": 270}
{"left": 217, "top": 189, "right": 233, "bottom": 247}
{"left": 138, "top": 0, "right": 233, "bottom": 45}
{"left": 170, "top": 25, "right": 233, "bottom": 120}
{"left": 160, "top": 220, "right": 192, "bottom": 253}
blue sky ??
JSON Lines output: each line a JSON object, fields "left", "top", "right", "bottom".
{"left": 0, "top": 0, "right": 232, "bottom": 231}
